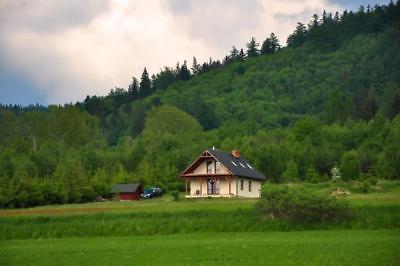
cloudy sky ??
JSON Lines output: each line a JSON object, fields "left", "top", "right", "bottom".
{"left": 0, "top": 0, "right": 390, "bottom": 105}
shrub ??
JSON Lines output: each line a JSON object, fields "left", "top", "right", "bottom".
{"left": 257, "top": 185, "right": 351, "bottom": 224}
{"left": 360, "top": 180, "right": 371, "bottom": 193}
{"left": 170, "top": 190, "right": 180, "bottom": 201}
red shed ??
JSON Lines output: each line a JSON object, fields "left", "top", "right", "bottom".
{"left": 111, "top": 183, "right": 143, "bottom": 200}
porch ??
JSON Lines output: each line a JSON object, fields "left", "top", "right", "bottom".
{"left": 183, "top": 175, "right": 236, "bottom": 198}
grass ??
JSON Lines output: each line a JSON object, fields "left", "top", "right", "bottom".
{"left": 0, "top": 181, "right": 399, "bottom": 265}
{"left": 0, "top": 192, "right": 399, "bottom": 240}
{"left": 1, "top": 230, "right": 399, "bottom": 265}
{"left": 0, "top": 197, "right": 257, "bottom": 216}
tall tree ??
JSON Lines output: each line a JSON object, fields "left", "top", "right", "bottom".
{"left": 139, "top": 68, "right": 152, "bottom": 98}
{"left": 229, "top": 46, "right": 239, "bottom": 61}
{"left": 246, "top": 37, "right": 259, "bottom": 57}
{"left": 178, "top": 60, "right": 191, "bottom": 81}
{"left": 286, "top": 22, "right": 307, "bottom": 48}
{"left": 128, "top": 77, "right": 139, "bottom": 101}
{"left": 238, "top": 48, "right": 245, "bottom": 61}
{"left": 261, "top": 33, "right": 280, "bottom": 55}
{"left": 191, "top": 57, "right": 201, "bottom": 75}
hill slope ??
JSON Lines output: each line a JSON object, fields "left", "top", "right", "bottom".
{"left": 0, "top": 3, "right": 400, "bottom": 207}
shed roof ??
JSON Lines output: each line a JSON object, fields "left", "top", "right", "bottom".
{"left": 111, "top": 183, "right": 141, "bottom": 193}
{"left": 207, "top": 149, "right": 266, "bottom": 181}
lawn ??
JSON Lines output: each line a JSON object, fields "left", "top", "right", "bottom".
{"left": 1, "top": 230, "right": 399, "bottom": 265}
{"left": 0, "top": 181, "right": 399, "bottom": 265}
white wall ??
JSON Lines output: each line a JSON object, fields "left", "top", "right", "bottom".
{"left": 236, "top": 178, "right": 261, "bottom": 198}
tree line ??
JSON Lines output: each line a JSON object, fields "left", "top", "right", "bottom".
{"left": 0, "top": 2, "right": 399, "bottom": 208}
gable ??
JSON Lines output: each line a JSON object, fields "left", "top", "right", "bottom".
{"left": 181, "top": 150, "right": 232, "bottom": 176}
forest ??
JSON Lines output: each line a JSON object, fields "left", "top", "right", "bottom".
{"left": 0, "top": 2, "right": 399, "bottom": 208}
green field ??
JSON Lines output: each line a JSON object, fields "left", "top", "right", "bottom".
{"left": 1, "top": 230, "right": 399, "bottom": 265}
{"left": 1, "top": 183, "right": 399, "bottom": 265}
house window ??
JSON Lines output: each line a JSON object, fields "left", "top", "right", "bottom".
{"left": 207, "top": 161, "right": 214, "bottom": 174}
{"left": 215, "top": 161, "right": 221, "bottom": 174}
{"left": 240, "top": 179, "right": 244, "bottom": 190}
{"left": 249, "top": 181, "right": 252, "bottom": 192}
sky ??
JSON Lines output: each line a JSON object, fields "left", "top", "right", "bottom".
{"left": 0, "top": 0, "right": 391, "bottom": 105}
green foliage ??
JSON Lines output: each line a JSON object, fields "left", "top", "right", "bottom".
{"left": 170, "top": 190, "right": 180, "bottom": 201}
{"left": 1, "top": 3, "right": 400, "bottom": 208}
{"left": 341, "top": 150, "right": 360, "bottom": 180}
{"left": 281, "top": 160, "right": 299, "bottom": 182}
{"left": 257, "top": 185, "right": 351, "bottom": 223}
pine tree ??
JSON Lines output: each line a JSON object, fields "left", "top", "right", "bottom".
{"left": 128, "top": 77, "right": 139, "bottom": 101}
{"left": 178, "top": 60, "right": 191, "bottom": 81}
{"left": 261, "top": 33, "right": 280, "bottom": 55}
{"left": 286, "top": 23, "right": 307, "bottom": 48}
{"left": 191, "top": 57, "right": 201, "bottom": 75}
{"left": 309, "top": 14, "right": 319, "bottom": 28}
{"left": 230, "top": 46, "right": 239, "bottom": 60}
{"left": 139, "top": 67, "right": 151, "bottom": 98}
{"left": 281, "top": 160, "right": 299, "bottom": 182}
{"left": 246, "top": 37, "right": 259, "bottom": 57}
{"left": 238, "top": 48, "right": 245, "bottom": 61}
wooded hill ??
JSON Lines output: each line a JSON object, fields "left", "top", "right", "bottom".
{"left": 0, "top": 3, "right": 399, "bottom": 207}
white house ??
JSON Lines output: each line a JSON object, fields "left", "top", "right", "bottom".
{"left": 180, "top": 149, "right": 266, "bottom": 198}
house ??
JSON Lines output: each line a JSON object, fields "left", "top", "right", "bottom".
{"left": 180, "top": 149, "right": 266, "bottom": 198}
{"left": 111, "top": 183, "right": 143, "bottom": 200}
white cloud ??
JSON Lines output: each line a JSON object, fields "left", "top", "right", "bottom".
{"left": 0, "top": 0, "right": 343, "bottom": 104}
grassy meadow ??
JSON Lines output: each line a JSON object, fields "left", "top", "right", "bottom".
{"left": 0, "top": 181, "right": 399, "bottom": 265}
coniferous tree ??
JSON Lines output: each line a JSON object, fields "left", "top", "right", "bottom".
{"left": 309, "top": 14, "right": 319, "bottom": 29}
{"left": 286, "top": 22, "right": 307, "bottom": 48}
{"left": 139, "top": 67, "right": 151, "bottom": 98}
{"left": 178, "top": 60, "right": 191, "bottom": 81}
{"left": 230, "top": 46, "right": 239, "bottom": 61}
{"left": 128, "top": 77, "right": 139, "bottom": 101}
{"left": 261, "top": 33, "right": 280, "bottom": 55}
{"left": 238, "top": 48, "right": 245, "bottom": 61}
{"left": 191, "top": 57, "right": 201, "bottom": 75}
{"left": 246, "top": 37, "right": 259, "bottom": 57}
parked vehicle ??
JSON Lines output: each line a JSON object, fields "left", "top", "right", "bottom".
{"left": 140, "top": 188, "right": 163, "bottom": 199}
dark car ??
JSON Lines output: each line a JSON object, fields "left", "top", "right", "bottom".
{"left": 140, "top": 188, "right": 163, "bottom": 199}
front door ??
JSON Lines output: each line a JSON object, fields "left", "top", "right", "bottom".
{"left": 207, "top": 179, "right": 220, "bottom": 195}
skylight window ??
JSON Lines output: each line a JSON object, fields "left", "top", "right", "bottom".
{"left": 239, "top": 162, "right": 246, "bottom": 168}
{"left": 247, "top": 163, "right": 253, "bottom": 169}
{"left": 231, "top": 161, "right": 238, "bottom": 166}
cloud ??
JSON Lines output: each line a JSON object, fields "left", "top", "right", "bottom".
{"left": 1, "top": 0, "right": 346, "bottom": 104}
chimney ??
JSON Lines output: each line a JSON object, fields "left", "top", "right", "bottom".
{"left": 231, "top": 150, "right": 240, "bottom": 158}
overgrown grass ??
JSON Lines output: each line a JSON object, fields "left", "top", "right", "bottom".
{"left": 0, "top": 181, "right": 399, "bottom": 240}
{"left": 1, "top": 203, "right": 399, "bottom": 240}
{"left": 1, "top": 230, "right": 399, "bottom": 265}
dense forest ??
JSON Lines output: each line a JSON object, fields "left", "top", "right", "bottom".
{"left": 0, "top": 2, "right": 399, "bottom": 208}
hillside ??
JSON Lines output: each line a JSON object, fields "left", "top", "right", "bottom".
{"left": 0, "top": 3, "right": 400, "bottom": 207}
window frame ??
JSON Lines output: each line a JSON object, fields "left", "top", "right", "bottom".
{"left": 248, "top": 180, "right": 252, "bottom": 192}
{"left": 240, "top": 179, "right": 244, "bottom": 190}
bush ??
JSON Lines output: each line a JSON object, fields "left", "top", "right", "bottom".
{"left": 256, "top": 185, "right": 351, "bottom": 224}
{"left": 170, "top": 190, "right": 180, "bottom": 201}
{"left": 360, "top": 180, "right": 371, "bottom": 193}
